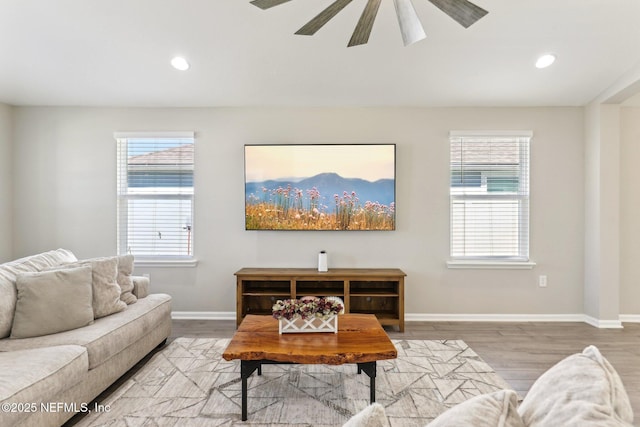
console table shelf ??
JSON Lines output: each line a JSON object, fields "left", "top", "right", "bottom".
{"left": 235, "top": 268, "right": 406, "bottom": 332}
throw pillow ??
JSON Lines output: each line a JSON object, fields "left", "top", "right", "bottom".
{"left": 426, "top": 390, "right": 525, "bottom": 427}
{"left": 115, "top": 255, "right": 137, "bottom": 304}
{"left": 0, "top": 272, "right": 18, "bottom": 339}
{"left": 517, "top": 345, "right": 634, "bottom": 427}
{"left": 10, "top": 266, "right": 94, "bottom": 338}
{"left": 59, "top": 257, "right": 127, "bottom": 318}
{"left": 0, "top": 249, "right": 79, "bottom": 339}
{"left": 342, "top": 403, "right": 390, "bottom": 427}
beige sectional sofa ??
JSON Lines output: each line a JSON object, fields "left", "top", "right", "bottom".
{"left": 0, "top": 249, "right": 172, "bottom": 427}
{"left": 344, "top": 345, "right": 635, "bottom": 427}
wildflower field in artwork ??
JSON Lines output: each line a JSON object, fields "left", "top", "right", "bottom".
{"left": 244, "top": 144, "right": 396, "bottom": 231}
{"left": 245, "top": 185, "right": 395, "bottom": 231}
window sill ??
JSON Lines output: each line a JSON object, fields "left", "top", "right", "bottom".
{"left": 446, "top": 259, "right": 536, "bottom": 270}
{"left": 133, "top": 258, "right": 199, "bottom": 268}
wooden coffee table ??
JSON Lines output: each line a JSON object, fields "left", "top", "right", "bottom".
{"left": 222, "top": 314, "right": 397, "bottom": 421}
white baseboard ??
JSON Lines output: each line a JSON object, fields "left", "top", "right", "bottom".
{"left": 171, "top": 311, "right": 629, "bottom": 328}
{"left": 619, "top": 314, "right": 640, "bottom": 323}
{"left": 405, "top": 313, "right": 586, "bottom": 323}
{"left": 172, "top": 311, "right": 235, "bottom": 320}
{"left": 582, "top": 315, "right": 623, "bottom": 329}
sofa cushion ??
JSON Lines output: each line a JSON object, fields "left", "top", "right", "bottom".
{"left": 0, "top": 249, "right": 78, "bottom": 338}
{"left": 517, "top": 345, "right": 634, "bottom": 427}
{"left": 17, "top": 248, "right": 78, "bottom": 271}
{"left": 11, "top": 266, "right": 94, "bottom": 339}
{"left": 426, "top": 390, "right": 524, "bottom": 427}
{"left": 0, "top": 274, "right": 18, "bottom": 340}
{"left": 342, "top": 403, "right": 390, "bottom": 427}
{"left": 57, "top": 257, "right": 127, "bottom": 318}
{"left": 0, "top": 293, "right": 171, "bottom": 369}
{"left": 0, "top": 345, "right": 88, "bottom": 427}
{"left": 115, "top": 255, "right": 137, "bottom": 304}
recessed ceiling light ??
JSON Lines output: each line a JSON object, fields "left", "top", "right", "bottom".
{"left": 535, "top": 54, "right": 556, "bottom": 69}
{"left": 171, "top": 56, "right": 190, "bottom": 71}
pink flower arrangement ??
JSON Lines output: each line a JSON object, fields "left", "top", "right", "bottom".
{"left": 272, "top": 297, "right": 344, "bottom": 321}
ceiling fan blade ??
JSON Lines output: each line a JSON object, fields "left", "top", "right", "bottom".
{"left": 348, "top": 0, "right": 382, "bottom": 47}
{"left": 393, "top": 0, "right": 426, "bottom": 46}
{"left": 250, "top": 0, "right": 293, "bottom": 10}
{"left": 295, "top": 0, "right": 354, "bottom": 36}
{"left": 427, "top": 0, "right": 488, "bottom": 28}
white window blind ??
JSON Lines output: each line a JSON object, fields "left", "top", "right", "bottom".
{"left": 116, "top": 132, "right": 194, "bottom": 259}
{"left": 450, "top": 131, "right": 531, "bottom": 261}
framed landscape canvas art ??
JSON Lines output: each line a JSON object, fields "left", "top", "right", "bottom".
{"left": 245, "top": 144, "right": 396, "bottom": 231}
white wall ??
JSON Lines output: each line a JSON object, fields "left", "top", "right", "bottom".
{"left": 12, "top": 106, "right": 586, "bottom": 316}
{"left": 583, "top": 63, "right": 640, "bottom": 324}
{"left": 0, "top": 103, "right": 12, "bottom": 262}
{"left": 621, "top": 107, "right": 640, "bottom": 314}
{"left": 583, "top": 103, "right": 601, "bottom": 319}
{"left": 583, "top": 104, "right": 622, "bottom": 323}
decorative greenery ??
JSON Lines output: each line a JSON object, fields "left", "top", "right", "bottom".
{"left": 272, "top": 297, "right": 344, "bottom": 321}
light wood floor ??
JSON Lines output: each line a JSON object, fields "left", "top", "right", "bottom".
{"left": 172, "top": 319, "right": 640, "bottom": 417}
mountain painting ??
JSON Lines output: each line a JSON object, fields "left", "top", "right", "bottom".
{"left": 245, "top": 144, "right": 396, "bottom": 230}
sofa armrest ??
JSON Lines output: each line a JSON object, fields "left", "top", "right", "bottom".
{"left": 132, "top": 275, "right": 150, "bottom": 299}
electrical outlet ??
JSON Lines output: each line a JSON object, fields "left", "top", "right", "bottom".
{"left": 538, "top": 275, "right": 547, "bottom": 287}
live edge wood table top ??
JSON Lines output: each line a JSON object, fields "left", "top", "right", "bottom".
{"left": 222, "top": 314, "right": 397, "bottom": 420}
{"left": 222, "top": 313, "right": 397, "bottom": 364}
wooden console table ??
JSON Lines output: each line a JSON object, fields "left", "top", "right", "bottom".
{"left": 234, "top": 267, "right": 406, "bottom": 331}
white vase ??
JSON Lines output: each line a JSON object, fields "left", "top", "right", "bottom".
{"left": 318, "top": 251, "right": 328, "bottom": 272}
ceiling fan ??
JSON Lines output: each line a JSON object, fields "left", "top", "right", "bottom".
{"left": 250, "top": 0, "right": 488, "bottom": 47}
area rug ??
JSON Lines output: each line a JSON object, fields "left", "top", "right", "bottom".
{"left": 74, "top": 337, "right": 514, "bottom": 427}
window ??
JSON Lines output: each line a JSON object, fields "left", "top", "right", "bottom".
{"left": 116, "top": 132, "right": 195, "bottom": 261}
{"left": 449, "top": 131, "right": 531, "bottom": 264}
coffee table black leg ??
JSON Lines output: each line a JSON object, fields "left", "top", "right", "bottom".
{"left": 240, "top": 360, "right": 262, "bottom": 421}
{"left": 357, "top": 361, "right": 377, "bottom": 403}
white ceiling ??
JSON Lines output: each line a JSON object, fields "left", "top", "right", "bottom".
{"left": 1, "top": 0, "right": 639, "bottom": 108}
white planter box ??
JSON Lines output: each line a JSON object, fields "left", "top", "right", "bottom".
{"left": 278, "top": 315, "right": 338, "bottom": 334}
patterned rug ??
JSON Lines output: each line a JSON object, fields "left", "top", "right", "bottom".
{"left": 74, "top": 337, "right": 514, "bottom": 427}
